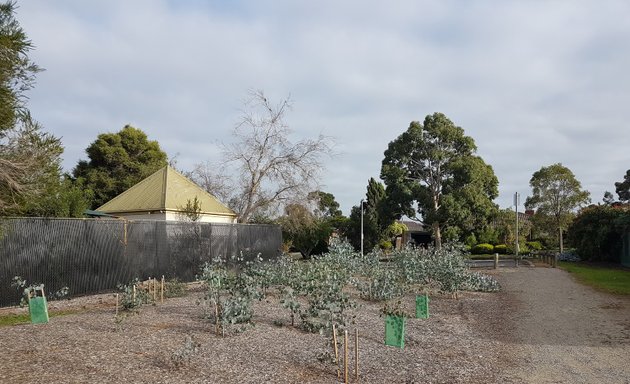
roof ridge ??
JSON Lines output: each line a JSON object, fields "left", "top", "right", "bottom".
{"left": 162, "top": 165, "right": 169, "bottom": 208}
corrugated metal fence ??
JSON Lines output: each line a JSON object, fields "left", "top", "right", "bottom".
{"left": 0, "top": 218, "right": 282, "bottom": 307}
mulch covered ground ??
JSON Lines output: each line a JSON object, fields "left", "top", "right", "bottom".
{"left": 0, "top": 276, "right": 519, "bottom": 384}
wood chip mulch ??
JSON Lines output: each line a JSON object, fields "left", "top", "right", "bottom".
{"left": 0, "top": 282, "right": 520, "bottom": 384}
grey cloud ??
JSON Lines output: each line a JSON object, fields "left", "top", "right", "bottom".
{"left": 14, "top": 0, "right": 630, "bottom": 213}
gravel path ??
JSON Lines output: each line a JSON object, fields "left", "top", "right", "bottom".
{"left": 496, "top": 266, "right": 630, "bottom": 384}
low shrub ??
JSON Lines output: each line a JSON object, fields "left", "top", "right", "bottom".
{"left": 170, "top": 334, "right": 201, "bottom": 369}
{"left": 471, "top": 243, "right": 494, "bottom": 254}
{"left": 558, "top": 251, "right": 580, "bottom": 262}
{"left": 465, "top": 272, "right": 501, "bottom": 292}
{"left": 379, "top": 240, "right": 393, "bottom": 251}
{"left": 117, "top": 279, "right": 151, "bottom": 310}
{"left": 11, "top": 276, "right": 69, "bottom": 307}
{"left": 493, "top": 244, "right": 507, "bottom": 254}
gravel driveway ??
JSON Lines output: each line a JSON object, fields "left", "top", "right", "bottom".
{"left": 496, "top": 266, "right": 630, "bottom": 384}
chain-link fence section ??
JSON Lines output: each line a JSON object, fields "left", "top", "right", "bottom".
{"left": 0, "top": 218, "right": 282, "bottom": 307}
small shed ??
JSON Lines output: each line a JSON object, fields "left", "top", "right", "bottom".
{"left": 96, "top": 166, "right": 237, "bottom": 223}
{"left": 399, "top": 220, "right": 432, "bottom": 247}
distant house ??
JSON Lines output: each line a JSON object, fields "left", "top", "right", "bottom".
{"left": 96, "top": 165, "right": 237, "bottom": 223}
{"left": 399, "top": 220, "right": 432, "bottom": 248}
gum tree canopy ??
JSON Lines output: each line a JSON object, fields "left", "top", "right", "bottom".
{"left": 615, "top": 169, "right": 630, "bottom": 202}
{"left": 525, "top": 163, "right": 590, "bottom": 254}
{"left": 381, "top": 113, "right": 498, "bottom": 248}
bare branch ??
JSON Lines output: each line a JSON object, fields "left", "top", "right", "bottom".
{"left": 221, "top": 90, "right": 333, "bottom": 222}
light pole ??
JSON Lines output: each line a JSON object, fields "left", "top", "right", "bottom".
{"left": 514, "top": 192, "right": 520, "bottom": 267}
{"left": 360, "top": 198, "right": 367, "bottom": 256}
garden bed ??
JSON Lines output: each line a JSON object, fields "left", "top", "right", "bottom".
{"left": 0, "top": 285, "right": 517, "bottom": 383}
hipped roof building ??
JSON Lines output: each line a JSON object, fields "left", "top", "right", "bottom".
{"left": 96, "top": 166, "right": 237, "bottom": 223}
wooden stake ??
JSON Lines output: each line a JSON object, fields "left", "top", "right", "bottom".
{"left": 132, "top": 284, "right": 136, "bottom": 303}
{"left": 344, "top": 330, "right": 349, "bottom": 384}
{"left": 332, "top": 324, "right": 340, "bottom": 380}
{"left": 215, "top": 302, "right": 220, "bottom": 336}
{"left": 161, "top": 275, "right": 165, "bottom": 304}
{"left": 153, "top": 278, "right": 157, "bottom": 302}
{"left": 115, "top": 293, "right": 119, "bottom": 316}
{"left": 355, "top": 329, "right": 359, "bottom": 381}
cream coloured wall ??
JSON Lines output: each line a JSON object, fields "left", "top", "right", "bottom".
{"left": 164, "top": 211, "right": 236, "bottom": 223}
{"left": 112, "top": 211, "right": 236, "bottom": 223}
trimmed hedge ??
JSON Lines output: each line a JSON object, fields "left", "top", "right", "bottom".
{"left": 471, "top": 243, "right": 494, "bottom": 254}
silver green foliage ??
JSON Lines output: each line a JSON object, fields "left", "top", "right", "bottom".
{"left": 197, "top": 239, "right": 499, "bottom": 336}
{"left": 117, "top": 278, "right": 150, "bottom": 310}
{"left": 392, "top": 244, "right": 500, "bottom": 294}
{"left": 11, "top": 275, "right": 69, "bottom": 307}
{"left": 198, "top": 253, "right": 264, "bottom": 334}
{"left": 464, "top": 272, "right": 501, "bottom": 292}
{"left": 170, "top": 334, "right": 201, "bottom": 369}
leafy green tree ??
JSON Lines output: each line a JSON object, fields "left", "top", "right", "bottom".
{"left": 0, "top": 116, "right": 70, "bottom": 216}
{"left": 307, "top": 190, "right": 348, "bottom": 242}
{"left": 567, "top": 205, "right": 629, "bottom": 262}
{"left": 308, "top": 190, "right": 342, "bottom": 218}
{"left": 278, "top": 203, "right": 333, "bottom": 259}
{"left": 0, "top": 1, "right": 67, "bottom": 215}
{"left": 55, "top": 176, "right": 93, "bottom": 217}
{"left": 489, "top": 208, "right": 532, "bottom": 251}
{"left": 344, "top": 178, "right": 397, "bottom": 252}
{"left": 603, "top": 191, "right": 616, "bottom": 205}
{"left": 525, "top": 163, "right": 590, "bottom": 253}
{"left": 366, "top": 177, "right": 399, "bottom": 248}
{"left": 0, "top": 1, "right": 41, "bottom": 135}
{"left": 381, "top": 113, "right": 498, "bottom": 248}
{"left": 614, "top": 170, "right": 630, "bottom": 202}
{"left": 73, "top": 125, "right": 168, "bottom": 208}
{"left": 0, "top": 0, "right": 78, "bottom": 217}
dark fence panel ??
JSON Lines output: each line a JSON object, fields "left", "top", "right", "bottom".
{"left": 623, "top": 231, "right": 630, "bottom": 268}
{"left": 0, "top": 218, "right": 282, "bottom": 307}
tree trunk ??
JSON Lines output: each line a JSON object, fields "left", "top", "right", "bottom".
{"left": 559, "top": 227, "right": 564, "bottom": 255}
{"left": 433, "top": 222, "right": 442, "bottom": 249}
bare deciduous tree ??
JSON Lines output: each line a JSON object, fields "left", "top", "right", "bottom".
{"left": 190, "top": 160, "right": 233, "bottom": 208}
{"left": 193, "top": 90, "right": 333, "bottom": 223}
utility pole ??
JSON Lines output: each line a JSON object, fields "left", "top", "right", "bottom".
{"left": 514, "top": 192, "right": 520, "bottom": 267}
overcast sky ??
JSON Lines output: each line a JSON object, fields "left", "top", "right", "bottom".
{"left": 15, "top": 0, "right": 630, "bottom": 215}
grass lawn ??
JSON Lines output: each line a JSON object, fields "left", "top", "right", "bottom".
{"left": 0, "top": 309, "right": 81, "bottom": 327}
{"left": 558, "top": 262, "right": 630, "bottom": 295}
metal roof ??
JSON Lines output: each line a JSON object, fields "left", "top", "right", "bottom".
{"left": 96, "top": 166, "right": 236, "bottom": 217}
{"left": 399, "top": 220, "right": 428, "bottom": 233}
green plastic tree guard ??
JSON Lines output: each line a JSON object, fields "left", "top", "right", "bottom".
{"left": 416, "top": 294, "right": 429, "bottom": 319}
{"left": 27, "top": 285, "right": 49, "bottom": 324}
{"left": 384, "top": 315, "right": 406, "bottom": 348}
